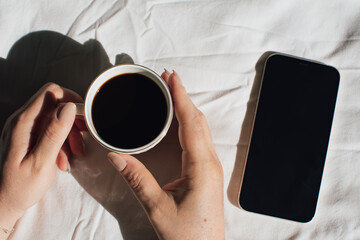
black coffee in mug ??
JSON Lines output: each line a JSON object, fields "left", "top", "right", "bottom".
{"left": 91, "top": 73, "right": 168, "bottom": 149}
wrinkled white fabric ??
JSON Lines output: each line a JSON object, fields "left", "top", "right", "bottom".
{"left": 1, "top": 0, "right": 359, "bottom": 239}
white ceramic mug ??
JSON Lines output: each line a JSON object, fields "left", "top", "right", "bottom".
{"left": 68, "top": 64, "right": 173, "bottom": 154}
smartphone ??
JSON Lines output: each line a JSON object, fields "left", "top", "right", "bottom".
{"left": 238, "top": 53, "right": 340, "bottom": 222}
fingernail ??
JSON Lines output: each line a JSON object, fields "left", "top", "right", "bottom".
{"left": 172, "top": 70, "right": 183, "bottom": 85}
{"left": 169, "top": 70, "right": 183, "bottom": 89}
{"left": 164, "top": 68, "right": 170, "bottom": 73}
{"left": 57, "top": 103, "right": 76, "bottom": 123}
{"left": 67, "top": 166, "right": 71, "bottom": 174}
{"left": 172, "top": 70, "right": 179, "bottom": 76}
{"left": 107, "top": 152, "right": 127, "bottom": 172}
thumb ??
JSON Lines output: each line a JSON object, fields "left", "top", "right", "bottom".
{"left": 107, "top": 152, "right": 165, "bottom": 213}
{"left": 33, "top": 102, "right": 76, "bottom": 164}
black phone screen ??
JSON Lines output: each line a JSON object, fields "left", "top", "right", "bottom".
{"left": 239, "top": 54, "right": 339, "bottom": 222}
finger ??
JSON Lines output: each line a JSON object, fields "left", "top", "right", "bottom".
{"left": 107, "top": 152, "right": 167, "bottom": 214}
{"left": 161, "top": 69, "right": 171, "bottom": 85}
{"left": 20, "top": 83, "right": 82, "bottom": 123}
{"left": 168, "top": 71, "right": 218, "bottom": 180}
{"left": 168, "top": 71, "right": 213, "bottom": 148}
{"left": 74, "top": 117, "right": 88, "bottom": 131}
{"left": 56, "top": 142, "right": 72, "bottom": 172}
{"left": 59, "top": 88, "right": 83, "bottom": 103}
{"left": 13, "top": 83, "right": 82, "bottom": 140}
{"left": 33, "top": 102, "right": 76, "bottom": 166}
{"left": 8, "top": 84, "right": 81, "bottom": 163}
{"left": 68, "top": 125, "right": 85, "bottom": 157}
{"left": 168, "top": 71, "right": 198, "bottom": 126}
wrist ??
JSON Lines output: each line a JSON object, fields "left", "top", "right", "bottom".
{"left": 0, "top": 198, "right": 23, "bottom": 230}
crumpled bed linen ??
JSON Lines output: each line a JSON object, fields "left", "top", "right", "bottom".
{"left": 0, "top": 0, "right": 360, "bottom": 239}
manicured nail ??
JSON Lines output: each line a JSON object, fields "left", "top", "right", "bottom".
{"left": 107, "top": 152, "right": 127, "bottom": 172}
{"left": 171, "top": 70, "right": 182, "bottom": 86}
{"left": 67, "top": 167, "right": 71, "bottom": 174}
{"left": 164, "top": 68, "right": 170, "bottom": 73}
{"left": 57, "top": 102, "right": 76, "bottom": 123}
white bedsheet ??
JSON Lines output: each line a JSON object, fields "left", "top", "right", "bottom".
{"left": 1, "top": 0, "right": 360, "bottom": 239}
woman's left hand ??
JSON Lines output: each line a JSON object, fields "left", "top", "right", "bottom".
{"left": 0, "top": 83, "right": 85, "bottom": 235}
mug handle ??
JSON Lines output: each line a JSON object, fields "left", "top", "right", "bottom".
{"left": 58, "top": 103, "right": 85, "bottom": 117}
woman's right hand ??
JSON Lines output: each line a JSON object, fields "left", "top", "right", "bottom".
{"left": 108, "top": 70, "right": 225, "bottom": 240}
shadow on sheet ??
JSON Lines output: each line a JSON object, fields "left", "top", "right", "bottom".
{"left": 227, "top": 52, "right": 276, "bottom": 207}
{"left": 0, "top": 31, "right": 182, "bottom": 240}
